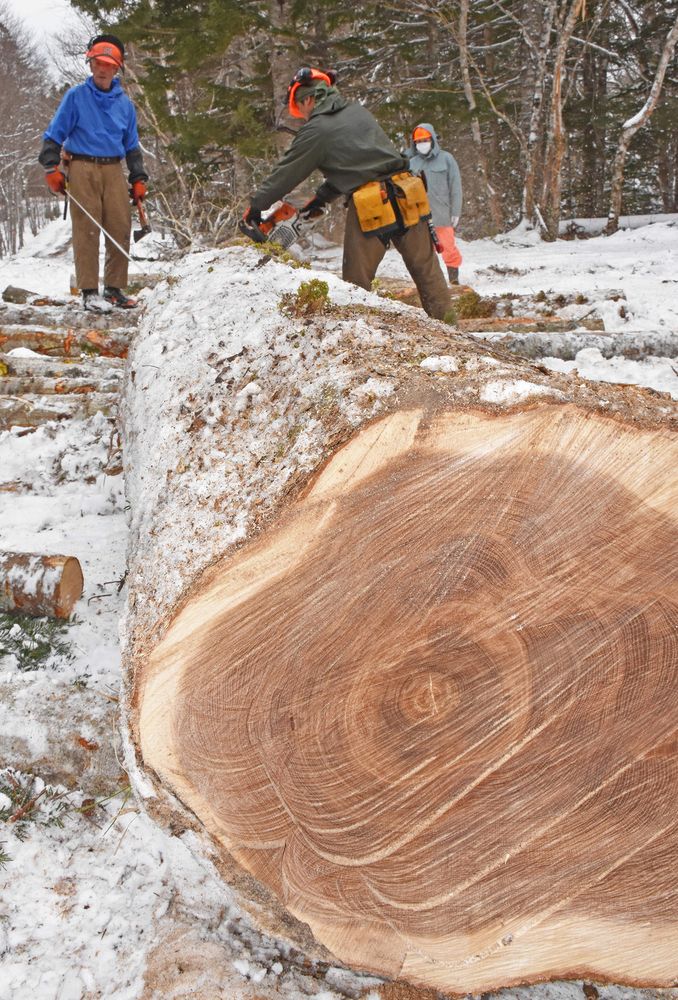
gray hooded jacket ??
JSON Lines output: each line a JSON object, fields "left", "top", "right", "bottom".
{"left": 251, "top": 85, "right": 407, "bottom": 211}
{"left": 408, "top": 123, "right": 462, "bottom": 228}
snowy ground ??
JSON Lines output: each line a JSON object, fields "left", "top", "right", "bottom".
{"left": 0, "top": 218, "right": 676, "bottom": 1000}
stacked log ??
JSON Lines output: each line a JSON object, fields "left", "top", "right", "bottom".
{"left": 0, "top": 326, "right": 130, "bottom": 359}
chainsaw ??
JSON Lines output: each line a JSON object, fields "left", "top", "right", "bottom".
{"left": 238, "top": 201, "right": 320, "bottom": 250}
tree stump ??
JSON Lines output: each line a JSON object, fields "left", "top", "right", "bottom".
{"left": 124, "top": 248, "right": 678, "bottom": 995}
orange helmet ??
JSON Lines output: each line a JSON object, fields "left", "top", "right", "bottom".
{"left": 287, "top": 66, "right": 336, "bottom": 118}
{"left": 86, "top": 34, "right": 124, "bottom": 69}
{"left": 413, "top": 126, "right": 433, "bottom": 142}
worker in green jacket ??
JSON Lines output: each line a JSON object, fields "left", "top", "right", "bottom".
{"left": 243, "top": 68, "right": 451, "bottom": 320}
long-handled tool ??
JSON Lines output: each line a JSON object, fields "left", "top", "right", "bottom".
{"left": 66, "top": 187, "right": 136, "bottom": 264}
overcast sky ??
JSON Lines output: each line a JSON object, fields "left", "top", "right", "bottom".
{"left": 4, "top": 0, "right": 85, "bottom": 40}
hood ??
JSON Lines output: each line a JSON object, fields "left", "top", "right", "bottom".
{"left": 409, "top": 121, "right": 440, "bottom": 158}
{"left": 86, "top": 75, "right": 124, "bottom": 100}
{"left": 310, "top": 85, "right": 348, "bottom": 117}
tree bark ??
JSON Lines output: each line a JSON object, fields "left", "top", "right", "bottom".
{"left": 268, "top": 0, "right": 301, "bottom": 154}
{"left": 0, "top": 327, "right": 130, "bottom": 358}
{"left": 458, "top": 0, "right": 504, "bottom": 233}
{"left": 0, "top": 392, "right": 117, "bottom": 430}
{"left": 123, "top": 248, "right": 678, "bottom": 996}
{"left": 469, "top": 328, "right": 678, "bottom": 360}
{"left": 0, "top": 353, "right": 124, "bottom": 380}
{"left": 606, "top": 12, "right": 678, "bottom": 234}
{"left": 520, "top": 0, "right": 557, "bottom": 225}
{"left": 0, "top": 376, "right": 120, "bottom": 396}
{"left": 0, "top": 552, "right": 83, "bottom": 619}
{"left": 540, "top": 0, "right": 587, "bottom": 239}
{"left": 580, "top": 1, "right": 608, "bottom": 218}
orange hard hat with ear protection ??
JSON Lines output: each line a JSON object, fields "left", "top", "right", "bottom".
{"left": 287, "top": 67, "right": 336, "bottom": 118}
{"left": 86, "top": 34, "right": 124, "bottom": 69}
{"left": 413, "top": 126, "right": 433, "bottom": 142}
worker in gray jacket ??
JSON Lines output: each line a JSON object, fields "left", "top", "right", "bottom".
{"left": 409, "top": 123, "right": 462, "bottom": 284}
{"left": 243, "top": 69, "right": 450, "bottom": 320}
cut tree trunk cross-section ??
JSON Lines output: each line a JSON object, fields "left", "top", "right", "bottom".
{"left": 138, "top": 403, "right": 678, "bottom": 994}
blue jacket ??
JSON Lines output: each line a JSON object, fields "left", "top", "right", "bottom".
{"left": 408, "top": 123, "right": 462, "bottom": 228}
{"left": 44, "top": 77, "right": 140, "bottom": 158}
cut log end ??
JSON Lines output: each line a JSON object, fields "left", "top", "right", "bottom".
{"left": 137, "top": 403, "right": 678, "bottom": 994}
{"left": 54, "top": 557, "right": 85, "bottom": 618}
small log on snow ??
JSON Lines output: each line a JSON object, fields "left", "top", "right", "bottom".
{"left": 0, "top": 391, "right": 117, "bottom": 430}
{"left": 0, "top": 551, "right": 83, "bottom": 618}
{"left": 0, "top": 353, "right": 124, "bottom": 380}
{"left": 0, "top": 326, "right": 131, "bottom": 358}
{"left": 0, "top": 375, "right": 120, "bottom": 396}
{"left": 469, "top": 329, "right": 678, "bottom": 361}
{"left": 457, "top": 315, "right": 605, "bottom": 333}
{"left": 124, "top": 247, "right": 678, "bottom": 997}
{"left": 0, "top": 303, "right": 138, "bottom": 332}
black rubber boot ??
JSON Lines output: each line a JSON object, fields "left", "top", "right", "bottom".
{"left": 447, "top": 266, "right": 459, "bottom": 285}
{"left": 103, "top": 286, "right": 138, "bottom": 309}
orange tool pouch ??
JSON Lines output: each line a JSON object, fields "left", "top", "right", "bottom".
{"left": 353, "top": 172, "right": 431, "bottom": 238}
{"left": 352, "top": 180, "right": 399, "bottom": 238}
{"left": 390, "top": 171, "right": 431, "bottom": 228}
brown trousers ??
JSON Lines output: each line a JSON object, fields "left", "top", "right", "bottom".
{"left": 69, "top": 159, "right": 131, "bottom": 291}
{"left": 342, "top": 200, "right": 451, "bottom": 320}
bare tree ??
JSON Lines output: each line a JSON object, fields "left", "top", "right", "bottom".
{"left": 456, "top": 0, "right": 504, "bottom": 231}
{"left": 605, "top": 10, "right": 678, "bottom": 234}
{"left": 0, "top": 5, "right": 54, "bottom": 257}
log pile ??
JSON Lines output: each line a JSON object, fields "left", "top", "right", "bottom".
{"left": 122, "top": 248, "right": 678, "bottom": 996}
{"left": 0, "top": 290, "right": 134, "bottom": 430}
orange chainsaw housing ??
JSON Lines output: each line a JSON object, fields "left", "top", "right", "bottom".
{"left": 259, "top": 201, "right": 297, "bottom": 236}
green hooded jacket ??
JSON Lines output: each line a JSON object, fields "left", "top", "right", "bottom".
{"left": 250, "top": 87, "right": 408, "bottom": 211}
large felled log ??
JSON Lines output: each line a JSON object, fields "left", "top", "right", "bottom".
{"left": 0, "top": 551, "right": 83, "bottom": 618}
{"left": 123, "top": 248, "right": 678, "bottom": 996}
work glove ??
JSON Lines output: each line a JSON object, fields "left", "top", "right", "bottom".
{"left": 450, "top": 216, "right": 459, "bottom": 228}
{"left": 299, "top": 195, "right": 326, "bottom": 221}
{"left": 45, "top": 169, "right": 66, "bottom": 195}
{"left": 130, "top": 180, "right": 147, "bottom": 204}
{"left": 243, "top": 206, "right": 262, "bottom": 226}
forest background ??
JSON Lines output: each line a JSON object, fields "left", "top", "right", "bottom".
{"left": 1, "top": 0, "right": 677, "bottom": 258}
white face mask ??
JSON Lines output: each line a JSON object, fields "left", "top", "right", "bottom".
{"left": 415, "top": 140, "right": 432, "bottom": 155}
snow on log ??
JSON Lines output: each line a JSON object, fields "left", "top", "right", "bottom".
{"left": 0, "top": 392, "right": 117, "bottom": 429}
{"left": 0, "top": 376, "right": 120, "bottom": 396}
{"left": 0, "top": 326, "right": 131, "bottom": 358}
{"left": 0, "top": 301, "right": 139, "bottom": 332}
{"left": 469, "top": 329, "right": 678, "bottom": 361}
{"left": 0, "top": 551, "right": 83, "bottom": 618}
{"left": 0, "top": 353, "right": 125, "bottom": 380}
{"left": 457, "top": 316, "right": 604, "bottom": 333}
{"left": 122, "top": 247, "right": 678, "bottom": 995}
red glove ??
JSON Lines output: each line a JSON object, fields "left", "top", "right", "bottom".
{"left": 45, "top": 170, "right": 66, "bottom": 195}
{"left": 130, "top": 180, "right": 147, "bottom": 204}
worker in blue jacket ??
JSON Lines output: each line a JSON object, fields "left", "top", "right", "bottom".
{"left": 38, "top": 35, "right": 149, "bottom": 313}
